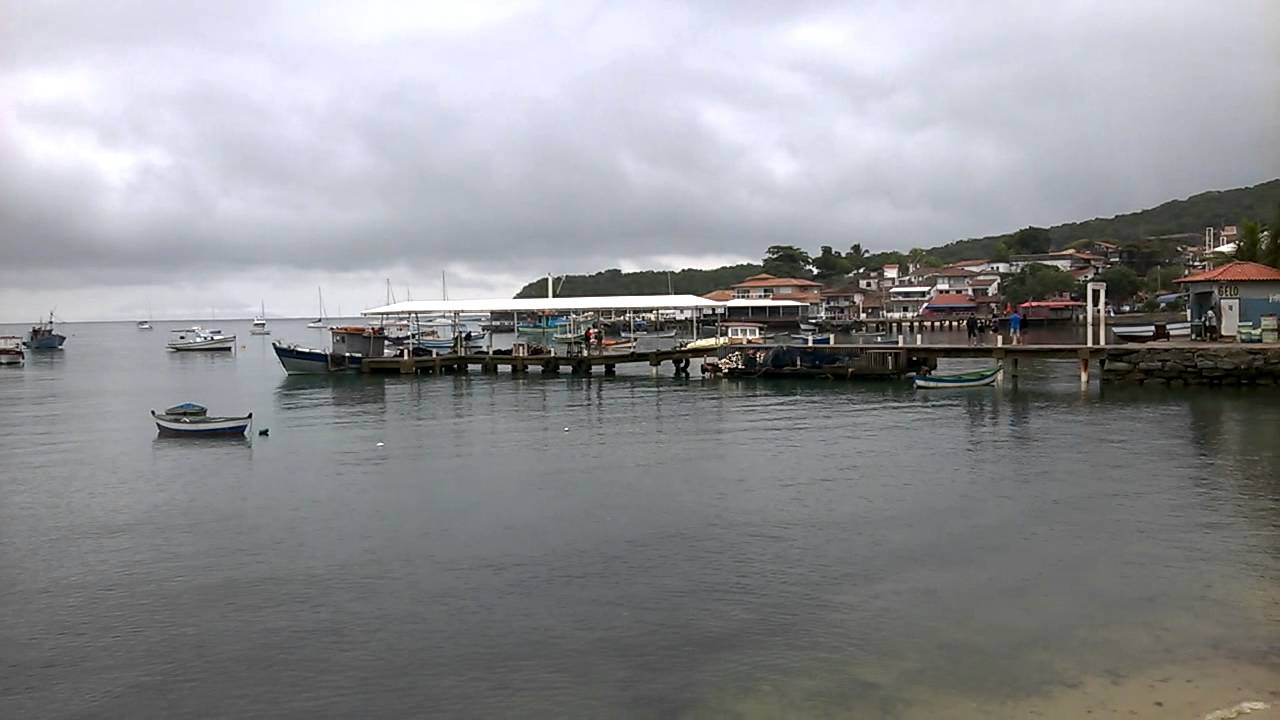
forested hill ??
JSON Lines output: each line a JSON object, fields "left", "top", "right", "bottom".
{"left": 514, "top": 264, "right": 764, "bottom": 298}
{"left": 929, "top": 178, "right": 1280, "bottom": 262}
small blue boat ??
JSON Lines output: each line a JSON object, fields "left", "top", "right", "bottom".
{"left": 151, "top": 403, "right": 252, "bottom": 437}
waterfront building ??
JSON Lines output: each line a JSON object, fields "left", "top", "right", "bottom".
{"left": 1174, "top": 261, "right": 1280, "bottom": 337}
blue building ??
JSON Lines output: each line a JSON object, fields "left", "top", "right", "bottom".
{"left": 1174, "top": 261, "right": 1280, "bottom": 337}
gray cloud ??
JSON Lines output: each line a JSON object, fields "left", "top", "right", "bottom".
{"left": 2, "top": 0, "right": 1278, "bottom": 319}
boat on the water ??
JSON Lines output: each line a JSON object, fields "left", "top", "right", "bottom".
{"left": 151, "top": 402, "right": 251, "bottom": 437}
{"left": 0, "top": 336, "right": 24, "bottom": 365}
{"left": 415, "top": 333, "right": 488, "bottom": 353}
{"left": 681, "top": 322, "right": 768, "bottom": 351}
{"left": 272, "top": 326, "right": 387, "bottom": 374}
{"left": 914, "top": 366, "right": 1002, "bottom": 389}
{"left": 137, "top": 320, "right": 153, "bottom": 330}
{"left": 1111, "top": 321, "right": 1191, "bottom": 343}
{"left": 24, "top": 313, "right": 66, "bottom": 350}
{"left": 167, "top": 327, "right": 236, "bottom": 351}
{"left": 306, "top": 287, "right": 328, "bottom": 328}
{"left": 791, "top": 333, "right": 833, "bottom": 345}
{"left": 250, "top": 301, "right": 270, "bottom": 335}
{"left": 620, "top": 329, "right": 677, "bottom": 339}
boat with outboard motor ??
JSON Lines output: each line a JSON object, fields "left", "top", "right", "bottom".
{"left": 167, "top": 327, "right": 236, "bottom": 351}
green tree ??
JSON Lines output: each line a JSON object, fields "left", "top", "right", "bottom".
{"left": 1009, "top": 226, "right": 1052, "bottom": 255}
{"left": 847, "top": 243, "right": 869, "bottom": 271}
{"left": 863, "top": 251, "right": 906, "bottom": 271}
{"left": 1263, "top": 203, "right": 1280, "bottom": 268}
{"left": 990, "top": 241, "right": 1011, "bottom": 263}
{"left": 906, "top": 248, "right": 945, "bottom": 268}
{"left": 1001, "top": 265, "right": 1078, "bottom": 306}
{"left": 1095, "top": 266, "right": 1141, "bottom": 303}
{"left": 1235, "top": 220, "right": 1261, "bottom": 262}
{"left": 812, "top": 246, "right": 851, "bottom": 279}
{"left": 762, "top": 245, "right": 813, "bottom": 278}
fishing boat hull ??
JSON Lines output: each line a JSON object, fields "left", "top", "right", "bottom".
{"left": 791, "top": 334, "right": 833, "bottom": 345}
{"left": 24, "top": 334, "right": 66, "bottom": 350}
{"left": 1112, "top": 322, "right": 1191, "bottom": 343}
{"left": 167, "top": 336, "right": 236, "bottom": 351}
{"left": 272, "top": 342, "right": 363, "bottom": 374}
{"left": 151, "top": 410, "right": 252, "bottom": 437}
{"left": 914, "top": 366, "right": 1002, "bottom": 389}
{"left": 414, "top": 336, "right": 487, "bottom": 352}
{"left": 621, "top": 330, "right": 677, "bottom": 339}
{"left": 0, "top": 352, "right": 23, "bottom": 365}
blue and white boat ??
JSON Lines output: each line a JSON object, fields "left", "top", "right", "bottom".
{"left": 24, "top": 313, "right": 66, "bottom": 350}
{"left": 150, "top": 403, "right": 252, "bottom": 437}
{"left": 914, "top": 366, "right": 1002, "bottom": 389}
{"left": 272, "top": 326, "right": 387, "bottom": 374}
{"left": 791, "top": 333, "right": 833, "bottom": 345}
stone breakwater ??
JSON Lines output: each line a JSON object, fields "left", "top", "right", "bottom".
{"left": 1103, "top": 345, "right": 1280, "bottom": 385}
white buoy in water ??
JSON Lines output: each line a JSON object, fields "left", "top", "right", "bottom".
{"left": 376, "top": 442, "right": 385, "bottom": 447}
{"left": 563, "top": 427, "right": 569, "bottom": 432}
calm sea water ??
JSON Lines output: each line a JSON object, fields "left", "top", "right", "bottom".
{"left": 1, "top": 320, "right": 1277, "bottom": 718}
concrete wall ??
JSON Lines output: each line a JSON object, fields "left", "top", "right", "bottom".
{"left": 1103, "top": 345, "right": 1280, "bottom": 384}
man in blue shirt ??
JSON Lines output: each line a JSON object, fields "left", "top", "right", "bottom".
{"left": 1009, "top": 309, "right": 1023, "bottom": 344}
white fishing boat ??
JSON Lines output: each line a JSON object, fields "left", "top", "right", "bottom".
{"left": 1112, "top": 321, "right": 1191, "bottom": 343}
{"left": 0, "top": 336, "right": 24, "bottom": 365}
{"left": 250, "top": 301, "right": 270, "bottom": 335}
{"left": 620, "top": 329, "right": 677, "bottom": 339}
{"left": 150, "top": 403, "right": 251, "bottom": 437}
{"left": 681, "top": 323, "right": 768, "bottom": 351}
{"left": 136, "top": 320, "right": 153, "bottom": 330}
{"left": 306, "top": 287, "right": 328, "bottom": 328}
{"left": 167, "top": 327, "right": 236, "bottom": 351}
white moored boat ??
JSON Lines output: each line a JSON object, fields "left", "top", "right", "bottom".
{"left": 250, "top": 301, "right": 270, "bottom": 335}
{"left": 0, "top": 336, "right": 24, "bottom": 365}
{"left": 167, "top": 327, "right": 236, "bottom": 351}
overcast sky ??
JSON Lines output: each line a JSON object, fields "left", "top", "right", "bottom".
{"left": 2, "top": 0, "right": 1277, "bottom": 321}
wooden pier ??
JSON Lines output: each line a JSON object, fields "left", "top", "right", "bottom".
{"left": 360, "top": 342, "right": 1116, "bottom": 384}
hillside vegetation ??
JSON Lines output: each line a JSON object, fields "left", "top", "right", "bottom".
{"left": 929, "top": 179, "right": 1280, "bottom": 262}
{"left": 514, "top": 264, "right": 764, "bottom": 299}
{"left": 512, "top": 178, "right": 1280, "bottom": 296}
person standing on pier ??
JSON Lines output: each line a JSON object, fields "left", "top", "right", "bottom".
{"left": 1204, "top": 307, "right": 1218, "bottom": 341}
{"left": 1009, "top": 309, "right": 1023, "bottom": 345}
{"left": 966, "top": 314, "right": 979, "bottom": 346}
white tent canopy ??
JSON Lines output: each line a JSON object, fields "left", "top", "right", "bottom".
{"left": 362, "top": 294, "right": 726, "bottom": 316}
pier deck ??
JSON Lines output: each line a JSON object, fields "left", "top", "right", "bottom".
{"left": 359, "top": 342, "right": 1119, "bottom": 378}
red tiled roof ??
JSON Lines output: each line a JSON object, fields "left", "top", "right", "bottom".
{"left": 820, "top": 286, "right": 860, "bottom": 297}
{"left": 970, "top": 277, "right": 998, "bottom": 286}
{"left": 732, "top": 276, "right": 824, "bottom": 288}
{"left": 927, "top": 293, "right": 976, "bottom": 306}
{"left": 927, "top": 266, "right": 978, "bottom": 277}
{"left": 949, "top": 259, "right": 989, "bottom": 267}
{"left": 1173, "top": 261, "right": 1280, "bottom": 283}
{"left": 702, "top": 290, "right": 734, "bottom": 301}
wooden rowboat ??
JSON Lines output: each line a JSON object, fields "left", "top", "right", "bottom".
{"left": 151, "top": 403, "right": 252, "bottom": 437}
{"left": 914, "top": 366, "right": 1002, "bottom": 389}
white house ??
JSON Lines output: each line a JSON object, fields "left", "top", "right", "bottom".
{"left": 886, "top": 286, "right": 932, "bottom": 318}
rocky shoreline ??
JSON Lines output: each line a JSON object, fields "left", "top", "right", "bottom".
{"left": 1103, "top": 345, "right": 1280, "bottom": 384}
